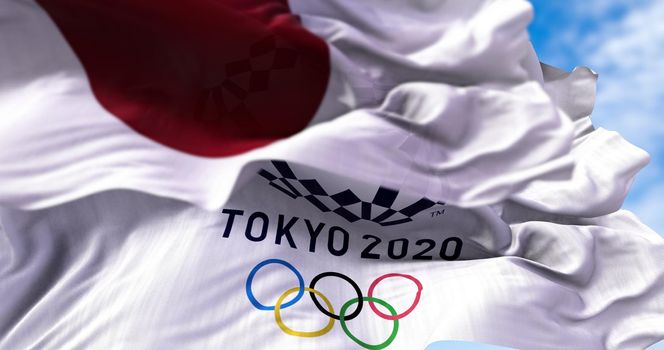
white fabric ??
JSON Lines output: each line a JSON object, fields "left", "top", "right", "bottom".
{"left": 0, "top": 0, "right": 574, "bottom": 210}
{"left": 1, "top": 182, "right": 663, "bottom": 349}
{"left": 0, "top": 0, "right": 663, "bottom": 349}
{"left": 297, "top": 0, "right": 540, "bottom": 121}
{"left": 512, "top": 65, "right": 650, "bottom": 217}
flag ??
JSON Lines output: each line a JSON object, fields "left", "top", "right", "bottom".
{"left": 0, "top": 0, "right": 576, "bottom": 210}
{"left": 1, "top": 0, "right": 663, "bottom": 349}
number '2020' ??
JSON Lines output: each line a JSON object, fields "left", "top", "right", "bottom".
{"left": 360, "top": 234, "right": 463, "bottom": 260}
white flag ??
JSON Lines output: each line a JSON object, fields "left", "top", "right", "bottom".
{"left": 0, "top": 0, "right": 662, "bottom": 349}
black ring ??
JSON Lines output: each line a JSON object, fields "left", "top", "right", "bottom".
{"left": 309, "top": 271, "right": 363, "bottom": 320}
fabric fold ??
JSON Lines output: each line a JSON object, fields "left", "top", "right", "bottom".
{"left": 511, "top": 64, "right": 650, "bottom": 217}
{"left": 0, "top": 0, "right": 576, "bottom": 211}
{"left": 0, "top": 1, "right": 663, "bottom": 350}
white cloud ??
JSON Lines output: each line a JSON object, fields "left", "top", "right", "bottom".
{"left": 585, "top": 0, "right": 664, "bottom": 151}
{"left": 570, "top": 0, "right": 650, "bottom": 18}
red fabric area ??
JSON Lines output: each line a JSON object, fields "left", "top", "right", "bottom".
{"left": 38, "top": 0, "right": 330, "bottom": 156}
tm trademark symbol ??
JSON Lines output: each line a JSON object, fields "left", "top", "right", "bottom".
{"left": 430, "top": 210, "right": 445, "bottom": 217}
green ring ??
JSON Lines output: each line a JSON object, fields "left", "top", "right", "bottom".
{"left": 339, "top": 297, "right": 399, "bottom": 350}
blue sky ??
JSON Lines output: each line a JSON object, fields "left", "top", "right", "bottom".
{"left": 428, "top": 1, "right": 664, "bottom": 349}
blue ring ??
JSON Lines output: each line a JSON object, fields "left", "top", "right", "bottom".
{"left": 246, "top": 258, "right": 305, "bottom": 310}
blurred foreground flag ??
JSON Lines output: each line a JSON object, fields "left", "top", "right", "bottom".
{"left": 1, "top": 0, "right": 663, "bottom": 349}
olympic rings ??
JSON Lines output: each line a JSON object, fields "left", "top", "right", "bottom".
{"left": 340, "top": 297, "right": 399, "bottom": 350}
{"left": 275, "top": 287, "right": 335, "bottom": 337}
{"left": 246, "top": 258, "right": 423, "bottom": 349}
{"left": 309, "top": 271, "right": 363, "bottom": 320}
{"left": 245, "top": 258, "right": 304, "bottom": 310}
{"left": 367, "top": 273, "right": 423, "bottom": 320}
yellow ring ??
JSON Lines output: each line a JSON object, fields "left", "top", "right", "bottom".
{"left": 274, "top": 287, "right": 335, "bottom": 337}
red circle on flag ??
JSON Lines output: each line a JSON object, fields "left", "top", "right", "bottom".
{"left": 39, "top": 0, "right": 330, "bottom": 157}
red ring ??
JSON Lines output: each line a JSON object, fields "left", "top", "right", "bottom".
{"left": 367, "top": 273, "right": 423, "bottom": 321}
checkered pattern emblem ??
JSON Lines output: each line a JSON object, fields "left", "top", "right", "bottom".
{"left": 196, "top": 35, "right": 299, "bottom": 120}
{"left": 259, "top": 161, "right": 445, "bottom": 226}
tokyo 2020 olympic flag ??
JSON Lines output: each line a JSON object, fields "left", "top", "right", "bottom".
{"left": 0, "top": 1, "right": 663, "bottom": 349}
